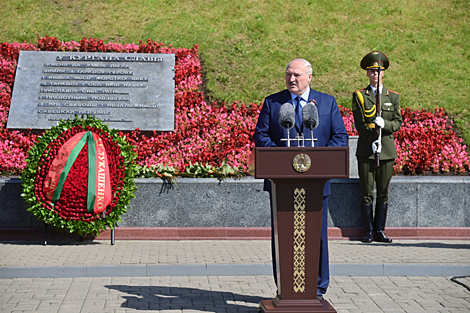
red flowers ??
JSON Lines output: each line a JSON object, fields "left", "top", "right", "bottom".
{"left": 22, "top": 115, "right": 137, "bottom": 236}
{"left": 1, "top": 37, "right": 469, "bottom": 177}
{"left": 394, "top": 107, "right": 470, "bottom": 174}
{"left": 33, "top": 126, "right": 124, "bottom": 223}
{"left": 338, "top": 105, "right": 358, "bottom": 136}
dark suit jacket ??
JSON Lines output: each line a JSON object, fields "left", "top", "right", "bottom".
{"left": 253, "top": 88, "right": 348, "bottom": 196}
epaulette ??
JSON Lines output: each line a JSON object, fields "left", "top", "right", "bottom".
{"left": 387, "top": 89, "right": 399, "bottom": 95}
{"left": 355, "top": 88, "right": 369, "bottom": 96}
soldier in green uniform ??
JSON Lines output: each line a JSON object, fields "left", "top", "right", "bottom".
{"left": 352, "top": 51, "right": 402, "bottom": 243}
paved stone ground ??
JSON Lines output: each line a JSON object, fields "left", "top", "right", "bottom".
{"left": 1, "top": 275, "right": 469, "bottom": 312}
{"left": 1, "top": 240, "right": 469, "bottom": 267}
{"left": 0, "top": 240, "right": 469, "bottom": 312}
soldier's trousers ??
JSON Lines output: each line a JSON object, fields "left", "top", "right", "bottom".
{"left": 357, "top": 156, "right": 395, "bottom": 205}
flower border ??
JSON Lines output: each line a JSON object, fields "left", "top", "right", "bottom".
{"left": 1, "top": 37, "right": 469, "bottom": 177}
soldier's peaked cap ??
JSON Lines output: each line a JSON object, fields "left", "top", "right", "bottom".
{"left": 360, "top": 51, "right": 389, "bottom": 70}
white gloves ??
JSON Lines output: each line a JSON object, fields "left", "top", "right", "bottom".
{"left": 374, "top": 116, "right": 385, "bottom": 128}
{"left": 372, "top": 117, "right": 384, "bottom": 153}
{"left": 372, "top": 140, "right": 382, "bottom": 154}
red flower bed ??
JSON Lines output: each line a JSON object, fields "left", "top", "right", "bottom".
{"left": 1, "top": 36, "right": 469, "bottom": 176}
{"left": 338, "top": 105, "right": 358, "bottom": 137}
{"left": 394, "top": 107, "right": 470, "bottom": 174}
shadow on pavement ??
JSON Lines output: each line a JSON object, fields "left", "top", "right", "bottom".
{"left": 106, "top": 284, "right": 267, "bottom": 312}
{"left": 340, "top": 240, "right": 469, "bottom": 250}
{"left": 374, "top": 241, "right": 469, "bottom": 249}
{"left": 0, "top": 240, "right": 102, "bottom": 246}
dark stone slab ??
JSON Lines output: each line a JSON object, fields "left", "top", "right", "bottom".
{"left": 0, "top": 178, "right": 43, "bottom": 228}
{"left": 328, "top": 179, "right": 362, "bottom": 228}
{"left": 176, "top": 180, "right": 227, "bottom": 227}
{"left": 417, "top": 180, "right": 467, "bottom": 227}
{"left": 7, "top": 51, "right": 175, "bottom": 131}
{"left": 388, "top": 180, "right": 418, "bottom": 227}
{"left": 348, "top": 136, "right": 359, "bottom": 178}
{"left": 224, "top": 179, "right": 270, "bottom": 227}
{"left": 1, "top": 176, "right": 469, "bottom": 229}
{"left": 121, "top": 178, "right": 271, "bottom": 228}
{"left": 119, "top": 180, "right": 179, "bottom": 227}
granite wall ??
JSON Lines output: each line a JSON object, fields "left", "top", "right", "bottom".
{"left": 1, "top": 176, "right": 469, "bottom": 229}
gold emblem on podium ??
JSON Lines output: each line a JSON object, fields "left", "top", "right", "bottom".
{"left": 292, "top": 153, "right": 311, "bottom": 173}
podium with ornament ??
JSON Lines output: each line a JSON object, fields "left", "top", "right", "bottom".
{"left": 252, "top": 146, "right": 348, "bottom": 313}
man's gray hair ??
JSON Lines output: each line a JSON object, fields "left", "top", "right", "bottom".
{"left": 286, "top": 58, "right": 313, "bottom": 75}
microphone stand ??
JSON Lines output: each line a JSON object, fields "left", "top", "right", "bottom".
{"left": 281, "top": 131, "right": 317, "bottom": 147}
{"left": 281, "top": 128, "right": 293, "bottom": 147}
{"left": 297, "top": 133, "right": 303, "bottom": 147}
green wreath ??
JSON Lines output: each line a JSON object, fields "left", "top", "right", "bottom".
{"left": 21, "top": 115, "right": 138, "bottom": 236}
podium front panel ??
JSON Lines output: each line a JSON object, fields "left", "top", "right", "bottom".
{"left": 254, "top": 147, "right": 349, "bottom": 179}
{"left": 272, "top": 180, "right": 326, "bottom": 300}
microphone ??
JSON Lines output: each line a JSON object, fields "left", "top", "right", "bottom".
{"left": 279, "top": 103, "right": 295, "bottom": 129}
{"left": 302, "top": 101, "right": 319, "bottom": 130}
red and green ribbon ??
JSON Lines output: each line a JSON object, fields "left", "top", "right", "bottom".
{"left": 43, "top": 131, "right": 111, "bottom": 214}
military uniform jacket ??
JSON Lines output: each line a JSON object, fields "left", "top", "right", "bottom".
{"left": 352, "top": 85, "right": 402, "bottom": 160}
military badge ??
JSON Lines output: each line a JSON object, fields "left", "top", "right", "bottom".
{"left": 309, "top": 99, "right": 317, "bottom": 105}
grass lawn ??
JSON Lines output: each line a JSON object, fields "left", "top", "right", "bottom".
{"left": 1, "top": 0, "right": 469, "bottom": 144}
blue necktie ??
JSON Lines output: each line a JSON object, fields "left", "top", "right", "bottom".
{"left": 295, "top": 96, "right": 303, "bottom": 133}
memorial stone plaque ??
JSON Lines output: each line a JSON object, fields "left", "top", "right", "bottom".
{"left": 7, "top": 51, "right": 175, "bottom": 131}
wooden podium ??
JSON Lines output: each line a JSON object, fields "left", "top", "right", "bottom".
{"left": 252, "top": 147, "right": 349, "bottom": 313}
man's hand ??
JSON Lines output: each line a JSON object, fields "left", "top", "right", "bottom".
{"left": 372, "top": 140, "right": 382, "bottom": 154}
{"left": 374, "top": 116, "right": 385, "bottom": 128}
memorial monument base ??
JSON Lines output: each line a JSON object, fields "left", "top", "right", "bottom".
{"left": 259, "top": 296, "right": 336, "bottom": 312}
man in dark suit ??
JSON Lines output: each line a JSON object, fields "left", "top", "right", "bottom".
{"left": 253, "top": 58, "right": 348, "bottom": 299}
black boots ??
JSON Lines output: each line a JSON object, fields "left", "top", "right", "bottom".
{"left": 361, "top": 203, "right": 392, "bottom": 243}
{"left": 373, "top": 203, "right": 392, "bottom": 243}
{"left": 361, "top": 204, "right": 374, "bottom": 243}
